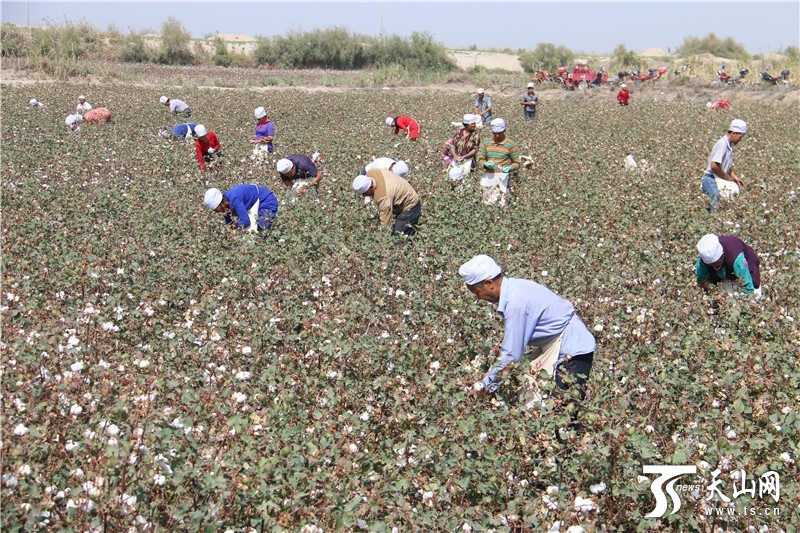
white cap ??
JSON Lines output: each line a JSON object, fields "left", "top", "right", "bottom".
{"left": 476, "top": 87, "right": 485, "bottom": 94}
{"left": 729, "top": 119, "right": 748, "bottom": 133}
{"left": 276, "top": 159, "right": 293, "bottom": 174}
{"left": 204, "top": 188, "right": 223, "bottom": 210}
{"left": 194, "top": 124, "right": 207, "bottom": 137}
{"left": 462, "top": 113, "right": 476, "bottom": 124}
{"left": 449, "top": 167, "right": 464, "bottom": 181}
{"left": 159, "top": 96, "right": 168, "bottom": 104}
{"left": 254, "top": 106, "right": 267, "bottom": 119}
{"left": 29, "top": 98, "right": 39, "bottom": 106}
{"left": 459, "top": 254, "right": 502, "bottom": 285}
{"left": 385, "top": 117, "right": 394, "bottom": 127}
{"left": 527, "top": 82, "right": 535, "bottom": 88}
{"left": 392, "top": 160, "right": 409, "bottom": 178}
{"left": 78, "top": 95, "right": 86, "bottom": 100}
{"left": 490, "top": 118, "right": 506, "bottom": 133}
{"left": 697, "top": 234, "right": 723, "bottom": 264}
{"left": 621, "top": 83, "right": 627, "bottom": 88}
{"left": 352, "top": 175, "right": 373, "bottom": 194}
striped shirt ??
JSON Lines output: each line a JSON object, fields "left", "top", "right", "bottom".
{"left": 476, "top": 137, "right": 520, "bottom": 173}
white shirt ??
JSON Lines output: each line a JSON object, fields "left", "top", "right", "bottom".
{"left": 77, "top": 102, "right": 93, "bottom": 113}
{"left": 169, "top": 99, "right": 190, "bottom": 113}
{"left": 706, "top": 135, "right": 733, "bottom": 176}
{"left": 365, "top": 157, "right": 396, "bottom": 172}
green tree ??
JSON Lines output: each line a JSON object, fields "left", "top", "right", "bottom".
{"left": 611, "top": 44, "right": 640, "bottom": 71}
{"left": 157, "top": 16, "right": 193, "bottom": 65}
{"left": 518, "top": 42, "right": 574, "bottom": 73}
{"left": 212, "top": 36, "right": 232, "bottom": 67}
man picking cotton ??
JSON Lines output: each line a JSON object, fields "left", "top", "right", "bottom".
{"left": 459, "top": 255, "right": 596, "bottom": 403}
{"left": 701, "top": 119, "right": 747, "bottom": 212}
{"left": 203, "top": 184, "right": 279, "bottom": 233}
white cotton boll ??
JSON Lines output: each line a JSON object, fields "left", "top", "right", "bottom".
{"left": 67, "top": 336, "right": 80, "bottom": 347}
{"left": 478, "top": 432, "right": 488, "bottom": 442}
{"left": 590, "top": 482, "right": 607, "bottom": 494}
{"left": 65, "top": 440, "right": 79, "bottom": 452}
{"left": 541, "top": 270, "right": 548, "bottom": 277}
{"left": 120, "top": 493, "right": 137, "bottom": 508}
{"left": 153, "top": 474, "right": 166, "bottom": 486}
{"left": 726, "top": 429, "right": 737, "bottom": 439}
{"left": 395, "top": 289, "right": 406, "bottom": 298}
{"left": 13, "top": 424, "right": 29, "bottom": 436}
{"left": 566, "top": 527, "right": 585, "bottom": 533}
{"left": 326, "top": 370, "right": 338, "bottom": 379}
{"left": 429, "top": 361, "right": 440, "bottom": 371}
{"left": 573, "top": 496, "right": 596, "bottom": 512}
{"left": 645, "top": 425, "right": 655, "bottom": 433}
{"left": 97, "top": 360, "right": 111, "bottom": 369}
{"left": 106, "top": 424, "right": 120, "bottom": 436}
{"left": 70, "top": 361, "right": 85, "bottom": 372}
{"left": 380, "top": 331, "right": 390, "bottom": 338}
{"left": 348, "top": 443, "right": 358, "bottom": 453}
{"left": 548, "top": 521, "right": 564, "bottom": 533}
{"left": 17, "top": 464, "right": 31, "bottom": 477}
{"left": 780, "top": 452, "right": 793, "bottom": 463}
{"left": 593, "top": 324, "right": 603, "bottom": 332}
{"left": 360, "top": 411, "right": 370, "bottom": 421}
{"left": 137, "top": 359, "right": 150, "bottom": 369}
{"left": 232, "top": 392, "right": 247, "bottom": 404}
{"left": 70, "top": 404, "right": 83, "bottom": 415}
{"left": 235, "top": 371, "right": 252, "bottom": 380}
{"left": 241, "top": 346, "right": 252, "bottom": 355}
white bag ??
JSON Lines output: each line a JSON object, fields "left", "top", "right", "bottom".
{"left": 715, "top": 178, "right": 740, "bottom": 199}
{"left": 246, "top": 199, "right": 260, "bottom": 233}
{"left": 480, "top": 172, "right": 509, "bottom": 206}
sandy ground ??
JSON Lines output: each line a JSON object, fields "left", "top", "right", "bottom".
{"left": 450, "top": 51, "right": 524, "bottom": 72}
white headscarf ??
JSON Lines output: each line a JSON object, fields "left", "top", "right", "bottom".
{"left": 459, "top": 255, "right": 502, "bottom": 285}
{"left": 204, "top": 188, "right": 223, "bottom": 210}
{"left": 352, "top": 175, "right": 373, "bottom": 194}
{"left": 697, "top": 234, "right": 723, "bottom": 264}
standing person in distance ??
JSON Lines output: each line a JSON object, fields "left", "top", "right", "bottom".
{"left": 521, "top": 83, "right": 539, "bottom": 120}
{"left": 475, "top": 118, "right": 519, "bottom": 206}
{"left": 475, "top": 88, "right": 493, "bottom": 125}
{"left": 251, "top": 107, "right": 275, "bottom": 153}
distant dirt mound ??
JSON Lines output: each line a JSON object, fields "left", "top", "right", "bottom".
{"left": 640, "top": 48, "right": 668, "bottom": 57}
{"left": 449, "top": 51, "right": 524, "bottom": 73}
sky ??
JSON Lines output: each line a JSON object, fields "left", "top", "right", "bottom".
{"left": 1, "top": 1, "right": 798, "bottom": 54}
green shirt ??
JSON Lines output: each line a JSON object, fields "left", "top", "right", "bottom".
{"left": 476, "top": 138, "right": 520, "bottom": 173}
{"left": 695, "top": 252, "right": 755, "bottom": 295}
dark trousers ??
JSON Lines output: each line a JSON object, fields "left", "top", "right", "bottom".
{"left": 554, "top": 352, "right": 594, "bottom": 401}
{"left": 393, "top": 201, "right": 421, "bottom": 236}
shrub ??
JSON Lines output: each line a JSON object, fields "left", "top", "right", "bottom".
{"left": 676, "top": 33, "right": 750, "bottom": 60}
{"left": 120, "top": 32, "right": 150, "bottom": 63}
{"left": 611, "top": 44, "right": 640, "bottom": 71}
{"left": 518, "top": 42, "right": 574, "bottom": 73}
{"left": 212, "top": 36, "right": 233, "bottom": 67}
{"left": 156, "top": 16, "right": 194, "bottom": 65}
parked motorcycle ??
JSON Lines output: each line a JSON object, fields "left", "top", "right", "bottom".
{"left": 760, "top": 70, "right": 779, "bottom": 85}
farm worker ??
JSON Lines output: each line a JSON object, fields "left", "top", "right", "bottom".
{"left": 29, "top": 98, "right": 44, "bottom": 108}
{"left": 65, "top": 114, "right": 83, "bottom": 132}
{"left": 193, "top": 124, "right": 222, "bottom": 172}
{"left": 352, "top": 169, "right": 421, "bottom": 236}
{"left": 475, "top": 88, "right": 493, "bottom": 124}
{"left": 617, "top": 83, "right": 630, "bottom": 106}
{"left": 459, "top": 254, "right": 596, "bottom": 401}
{"left": 706, "top": 100, "right": 731, "bottom": 110}
{"left": 76, "top": 95, "right": 92, "bottom": 113}
{"left": 701, "top": 119, "right": 747, "bottom": 212}
{"left": 251, "top": 107, "right": 275, "bottom": 152}
{"left": 170, "top": 123, "right": 197, "bottom": 142}
{"left": 160, "top": 96, "right": 192, "bottom": 117}
{"left": 442, "top": 114, "right": 481, "bottom": 173}
{"left": 83, "top": 107, "right": 112, "bottom": 124}
{"left": 696, "top": 234, "right": 762, "bottom": 298}
{"left": 359, "top": 157, "right": 410, "bottom": 178}
{"left": 449, "top": 165, "right": 465, "bottom": 192}
{"left": 203, "top": 184, "right": 279, "bottom": 232}
{"left": 521, "top": 82, "right": 539, "bottom": 120}
{"left": 386, "top": 116, "right": 420, "bottom": 140}
{"left": 476, "top": 118, "right": 519, "bottom": 206}
{"left": 277, "top": 154, "right": 325, "bottom": 198}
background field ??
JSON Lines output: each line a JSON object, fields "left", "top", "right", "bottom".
{"left": 2, "top": 78, "right": 799, "bottom": 531}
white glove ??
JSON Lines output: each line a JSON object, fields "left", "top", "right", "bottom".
{"left": 208, "top": 148, "right": 216, "bottom": 154}
{"left": 753, "top": 287, "right": 762, "bottom": 298}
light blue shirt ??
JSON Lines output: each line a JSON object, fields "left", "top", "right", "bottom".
{"left": 484, "top": 277, "right": 596, "bottom": 388}
{"left": 706, "top": 135, "right": 733, "bottom": 177}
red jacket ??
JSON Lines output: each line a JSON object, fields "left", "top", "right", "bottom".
{"left": 617, "top": 89, "right": 630, "bottom": 106}
{"left": 195, "top": 132, "right": 221, "bottom": 171}
{"left": 394, "top": 116, "right": 421, "bottom": 139}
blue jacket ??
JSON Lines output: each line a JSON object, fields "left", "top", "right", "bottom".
{"left": 223, "top": 184, "right": 279, "bottom": 229}
{"left": 172, "top": 123, "right": 197, "bottom": 142}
